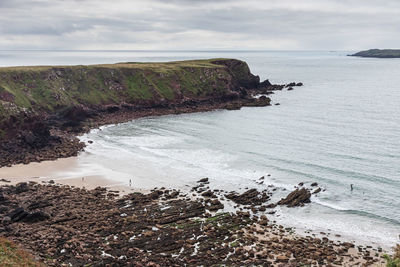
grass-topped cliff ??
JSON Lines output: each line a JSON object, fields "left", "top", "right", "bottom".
{"left": 0, "top": 59, "right": 258, "bottom": 115}
{"left": 0, "top": 58, "right": 272, "bottom": 167}
{"left": 349, "top": 49, "right": 400, "bottom": 58}
{"left": 0, "top": 58, "right": 260, "bottom": 137}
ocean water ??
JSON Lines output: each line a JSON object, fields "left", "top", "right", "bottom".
{"left": 1, "top": 50, "right": 399, "bottom": 247}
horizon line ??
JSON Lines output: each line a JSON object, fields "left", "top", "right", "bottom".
{"left": 0, "top": 49, "right": 357, "bottom": 52}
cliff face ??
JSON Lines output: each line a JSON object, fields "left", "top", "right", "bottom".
{"left": 0, "top": 59, "right": 258, "bottom": 113}
{"left": 0, "top": 59, "right": 259, "bottom": 137}
{"left": 0, "top": 58, "right": 272, "bottom": 166}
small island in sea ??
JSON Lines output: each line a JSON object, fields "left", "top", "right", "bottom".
{"left": 349, "top": 49, "right": 400, "bottom": 58}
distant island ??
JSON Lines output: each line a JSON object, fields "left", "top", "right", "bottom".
{"left": 349, "top": 49, "right": 400, "bottom": 58}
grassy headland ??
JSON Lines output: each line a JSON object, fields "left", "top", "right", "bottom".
{"left": 0, "top": 58, "right": 278, "bottom": 167}
{"left": 0, "top": 59, "right": 258, "bottom": 116}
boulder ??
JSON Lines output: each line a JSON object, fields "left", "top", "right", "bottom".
{"left": 197, "top": 178, "right": 209, "bottom": 183}
{"left": 259, "top": 79, "right": 272, "bottom": 88}
{"left": 8, "top": 207, "right": 29, "bottom": 222}
{"left": 225, "top": 189, "right": 270, "bottom": 206}
{"left": 23, "top": 211, "right": 50, "bottom": 223}
{"left": 313, "top": 188, "right": 322, "bottom": 194}
{"left": 15, "top": 182, "right": 29, "bottom": 194}
{"left": 278, "top": 188, "right": 311, "bottom": 207}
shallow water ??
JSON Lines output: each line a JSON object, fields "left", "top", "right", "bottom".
{"left": 2, "top": 50, "right": 399, "bottom": 247}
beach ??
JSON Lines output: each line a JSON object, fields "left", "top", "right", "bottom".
{"left": 0, "top": 51, "right": 399, "bottom": 266}
{"left": 0, "top": 157, "right": 150, "bottom": 194}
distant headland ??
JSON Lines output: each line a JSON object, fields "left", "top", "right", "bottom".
{"left": 349, "top": 49, "right": 400, "bottom": 58}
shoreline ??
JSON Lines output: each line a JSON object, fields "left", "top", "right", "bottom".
{"left": 0, "top": 180, "right": 389, "bottom": 266}
{"left": 0, "top": 157, "right": 149, "bottom": 195}
{"left": 0, "top": 57, "right": 396, "bottom": 265}
{"left": 0, "top": 58, "right": 287, "bottom": 168}
{"left": 0, "top": 152, "right": 395, "bottom": 253}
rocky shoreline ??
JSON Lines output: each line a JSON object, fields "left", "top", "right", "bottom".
{"left": 0, "top": 58, "right": 301, "bottom": 168}
{"left": 0, "top": 180, "right": 387, "bottom": 266}
{"left": 0, "top": 81, "right": 301, "bottom": 168}
{"left": 1, "top": 58, "right": 393, "bottom": 266}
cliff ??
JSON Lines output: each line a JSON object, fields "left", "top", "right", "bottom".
{"left": 349, "top": 49, "right": 400, "bottom": 58}
{"left": 0, "top": 58, "right": 282, "bottom": 167}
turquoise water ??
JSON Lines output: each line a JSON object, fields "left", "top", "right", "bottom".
{"left": 2, "top": 50, "right": 399, "bottom": 246}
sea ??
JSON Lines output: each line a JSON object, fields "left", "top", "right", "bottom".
{"left": 1, "top": 50, "right": 399, "bottom": 247}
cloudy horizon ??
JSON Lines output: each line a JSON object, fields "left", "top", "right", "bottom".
{"left": 1, "top": 0, "right": 399, "bottom": 51}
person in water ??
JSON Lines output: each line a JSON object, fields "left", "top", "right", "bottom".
{"left": 350, "top": 184, "right": 354, "bottom": 191}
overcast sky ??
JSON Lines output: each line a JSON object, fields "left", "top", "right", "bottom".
{"left": 0, "top": 0, "right": 399, "bottom": 50}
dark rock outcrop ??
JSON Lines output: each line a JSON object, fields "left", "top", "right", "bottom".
{"left": 225, "top": 189, "right": 270, "bottom": 206}
{"left": 278, "top": 188, "right": 311, "bottom": 207}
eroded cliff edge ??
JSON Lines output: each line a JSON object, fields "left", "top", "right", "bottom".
{"left": 0, "top": 58, "right": 298, "bottom": 167}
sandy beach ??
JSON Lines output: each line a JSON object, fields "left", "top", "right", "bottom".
{"left": 0, "top": 157, "right": 148, "bottom": 194}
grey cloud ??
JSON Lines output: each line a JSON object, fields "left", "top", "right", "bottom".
{"left": 0, "top": 0, "right": 399, "bottom": 50}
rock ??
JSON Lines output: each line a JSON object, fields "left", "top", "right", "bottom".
{"left": 207, "top": 199, "right": 224, "bottom": 211}
{"left": 276, "top": 255, "right": 289, "bottom": 262}
{"left": 197, "top": 178, "right": 209, "bottom": 183}
{"left": 278, "top": 188, "right": 311, "bottom": 207}
{"left": 259, "top": 215, "right": 269, "bottom": 226}
{"left": 286, "top": 82, "right": 296, "bottom": 87}
{"left": 313, "top": 188, "right": 321, "bottom": 194}
{"left": 2, "top": 216, "right": 11, "bottom": 225}
{"left": 8, "top": 207, "right": 29, "bottom": 222}
{"left": 287, "top": 87, "right": 294, "bottom": 91}
{"left": 23, "top": 132, "right": 37, "bottom": 147}
{"left": 243, "top": 96, "right": 271, "bottom": 107}
{"left": 225, "top": 102, "right": 242, "bottom": 110}
{"left": 0, "top": 182, "right": 378, "bottom": 266}
{"left": 259, "top": 79, "right": 272, "bottom": 88}
{"left": 311, "top": 182, "right": 318, "bottom": 187}
{"left": 201, "top": 191, "right": 216, "bottom": 198}
{"left": 15, "top": 182, "right": 29, "bottom": 194}
{"left": 225, "top": 189, "right": 270, "bottom": 206}
{"left": 23, "top": 211, "right": 50, "bottom": 223}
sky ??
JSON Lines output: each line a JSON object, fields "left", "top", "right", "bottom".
{"left": 0, "top": 0, "right": 399, "bottom": 50}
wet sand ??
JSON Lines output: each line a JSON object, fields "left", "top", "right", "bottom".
{"left": 0, "top": 157, "right": 148, "bottom": 194}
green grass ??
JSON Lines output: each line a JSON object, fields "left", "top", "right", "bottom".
{"left": 385, "top": 245, "right": 400, "bottom": 267}
{"left": 0, "top": 58, "right": 254, "bottom": 139}
{"left": 0, "top": 58, "right": 229, "bottom": 72}
{"left": 0, "top": 237, "right": 41, "bottom": 267}
{"left": 0, "top": 58, "right": 243, "bottom": 110}
{"left": 125, "top": 73, "right": 153, "bottom": 100}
